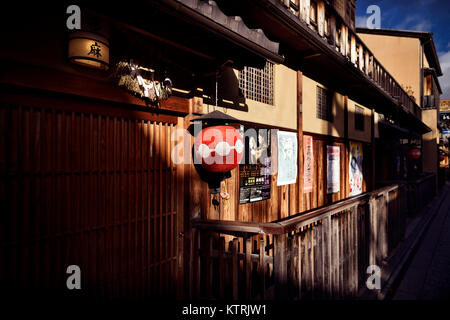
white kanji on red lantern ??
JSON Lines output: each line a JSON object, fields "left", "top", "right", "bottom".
{"left": 194, "top": 125, "right": 244, "bottom": 172}
{"left": 408, "top": 148, "right": 421, "bottom": 160}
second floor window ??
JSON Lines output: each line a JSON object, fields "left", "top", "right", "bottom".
{"left": 239, "top": 61, "right": 274, "bottom": 105}
{"left": 310, "top": 1, "right": 318, "bottom": 24}
{"left": 355, "top": 105, "right": 364, "bottom": 131}
{"left": 316, "top": 86, "right": 333, "bottom": 122}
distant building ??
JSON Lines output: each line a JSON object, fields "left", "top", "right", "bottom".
{"left": 440, "top": 99, "right": 450, "bottom": 168}
{"left": 357, "top": 28, "right": 443, "bottom": 185}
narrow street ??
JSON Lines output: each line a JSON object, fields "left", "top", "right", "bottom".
{"left": 392, "top": 182, "right": 450, "bottom": 299}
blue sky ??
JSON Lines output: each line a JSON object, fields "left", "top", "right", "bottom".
{"left": 355, "top": 0, "right": 450, "bottom": 99}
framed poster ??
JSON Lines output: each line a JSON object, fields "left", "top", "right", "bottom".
{"left": 277, "top": 131, "right": 298, "bottom": 186}
{"left": 303, "top": 135, "right": 313, "bottom": 193}
{"left": 349, "top": 141, "right": 363, "bottom": 196}
{"left": 239, "top": 126, "right": 271, "bottom": 204}
{"left": 327, "top": 145, "right": 340, "bottom": 194}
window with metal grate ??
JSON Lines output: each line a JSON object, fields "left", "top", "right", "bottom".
{"left": 316, "top": 86, "right": 333, "bottom": 122}
{"left": 239, "top": 61, "right": 274, "bottom": 105}
{"left": 355, "top": 105, "right": 364, "bottom": 131}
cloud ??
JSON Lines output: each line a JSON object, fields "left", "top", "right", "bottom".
{"left": 438, "top": 50, "right": 450, "bottom": 99}
{"left": 356, "top": 15, "right": 367, "bottom": 28}
{"left": 394, "top": 14, "right": 432, "bottom": 32}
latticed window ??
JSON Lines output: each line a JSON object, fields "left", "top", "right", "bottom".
{"left": 316, "top": 86, "right": 333, "bottom": 122}
{"left": 355, "top": 105, "right": 364, "bottom": 131}
{"left": 238, "top": 61, "right": 274, "bottom": 105}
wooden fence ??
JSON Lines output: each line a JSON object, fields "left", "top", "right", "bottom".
{"left": 190, "top": 183, "right": 408, "bottom": 299}
{"left": 0, "top": 98, "right": 182, "bottom": 299}
{"left": 407, "top": 174, "right": 436, "bottom": 215}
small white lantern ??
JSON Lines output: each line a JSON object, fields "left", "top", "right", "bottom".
{"left": 68, "top": 31, "right": 109, "bottom": 70}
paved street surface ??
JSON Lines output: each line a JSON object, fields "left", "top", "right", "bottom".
{"left": 392, "top": 182, "right": 450, "bottom": 300}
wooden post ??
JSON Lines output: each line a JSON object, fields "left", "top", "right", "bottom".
{"left": 331, "top": 215, "right": 339, "bottom": 298}
{"left": 381, "top": 191, "right": 389, "bottom": 260}
{"left": 291, "top": 234, "right": 299, "bottom": 298}
{"left": 231, "top": 238, "right": 239, "bottom": 300}
{"left": 371, "top": 109, "right": 376, "bottom": 191}
{"left": 313, "top": 223, "right": 323, "bottom": 299}
{"left": 258, "top": 237, "right": 266, "bottom": 300}
{"left": 287, "top": 236, "right": 293, "bottom": 297}
{"left": 343, "top": 214, "right": 349, "bottom": 297}
{"left": 274, "top": 234, "right": 288, "bottom": 299}
{"left": 318, "top": 1, "right": 325, "bottom": 37}
{"left": 194, "top": 229, "right": 201, "bottom": 298}
{"left": 206, "top": 234, "right": 213, "bottom": 298}
{"left": 359, "top": 45, "right": 364, "bottom": 71}
{"left": 245, "top": 237, "right": 252, "bottom": 299}
{"left": 338, "top": 215, "right": 344, "bottom": 298}
{"left": 297, "top": 234, "right": 303, "bottom": 299}
{"left": 176, "top": 116, "right": 185, "bottom": 299}
{"left": 340, "top": 25, "right": 347, "bottom": 56}
{"left": 298, "top": 71, "right": 304, "bottom": 212}
{"left": 365, "top": 51, "right": 370, "bottom": 75}
{"left": 304, "top": 0, "right": 311, "bottom": 25}
{"left": 369, "top": 196, "right": 377, "bottom": 266}
{"left": 351, "top": 35, "right": 356, "bottom": 64}
{"left": 323, "top": 216, "right": 332, "bottom": 298}
{"left": 304, "top": 230, "right": 312, "bottom": 296}
{"left": 329, "top": 15, "right": 336, "bottom": 47}
{"left": 218, "top": 236, "right": 225, "bottom": 299}
{"left": 352, "top": 205, "right": 359, "bottom": 295}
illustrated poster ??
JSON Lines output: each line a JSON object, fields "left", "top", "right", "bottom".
{"left": 349, "top": 141, "right": 363, "bottom": 196}
{"left": 277, "top": 131, "right": 298, "bottom": 186}
{"left": 327, "top": 146, "right": 340, "bottom": 194}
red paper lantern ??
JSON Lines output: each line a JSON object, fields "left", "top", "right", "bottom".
{"left": 408, "top": 148, "right": 421, "bottom": 160}
{"left": 194, "top": 125, "right": 244, "bottom": 172}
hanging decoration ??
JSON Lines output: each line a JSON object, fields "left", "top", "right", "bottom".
{"left": 114, "top": 60, "right": 173, "bottom": 105}
{"left": 190, "top": 110, "right": 243, "bottom": 193}
{"left": 194, "top": 125, "right": 244, "bottom": 173}
{"left": 408, "top": 147, "right": 421, "bottom": 160}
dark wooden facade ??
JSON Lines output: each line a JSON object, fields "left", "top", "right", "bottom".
{"left": 0, "top": 87, "right": 184, "bottom": 298}
{"left": 0, "top": 0, "right": 435, "bottom": 301}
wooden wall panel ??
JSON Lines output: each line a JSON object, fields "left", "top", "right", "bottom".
{"left": 201, "top": 132, "right": 370, "bottom": 224}
{"left": 0, "top": 100, "right": 179, "bottom": 299}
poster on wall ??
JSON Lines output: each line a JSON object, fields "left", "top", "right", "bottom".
{"left": 303, "top": 135, "right": 313, "bottom": 192}
{"left": 327, "top": 145, "right": 340, "bottom": 194}
{"left": 239, "top": 126, "right": 271, "bottom": 204}
{"left": 349, "top": 141, "right": 363, "bottom": 196}
{"left": 277, "top": 131, "right": 298, "bottom": 186}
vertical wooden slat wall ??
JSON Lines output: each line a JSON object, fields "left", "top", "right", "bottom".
{"left": 0, "top": 102, "right": 179, "bottom": 298}
{"left": 200, "top": 135, "right": 365, "bottom": 223}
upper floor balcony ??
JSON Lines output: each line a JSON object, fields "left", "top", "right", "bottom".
{"left": 423, "top": 67, "right": 442, "bottom": 110}
{"left": 215, "top": 0, "right": 431, "bottom": 134}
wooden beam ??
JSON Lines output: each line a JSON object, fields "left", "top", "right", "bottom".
{"left": 371, "top": 109, "right": 376, "bottom": 191}
{"left": 298, "top": 71, "right": 304, "bottom": 212}
{"left": 0, "top": 61, "right": 190, "bottom": 115}
{"left": 303, "top": 53, "right": 322, "bottom": 59}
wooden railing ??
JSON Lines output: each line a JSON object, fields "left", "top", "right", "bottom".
{"left": 407, "top": 173, "right": 436, "bottom": 214}
{"left": 378, "top": 173, "right": 436, "bottom": 216}
{"left": 190, "top": 183, "right": 408, "bottom": 299}
{"left": 279, "top": 0, "right": 422, "bottom": 120}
